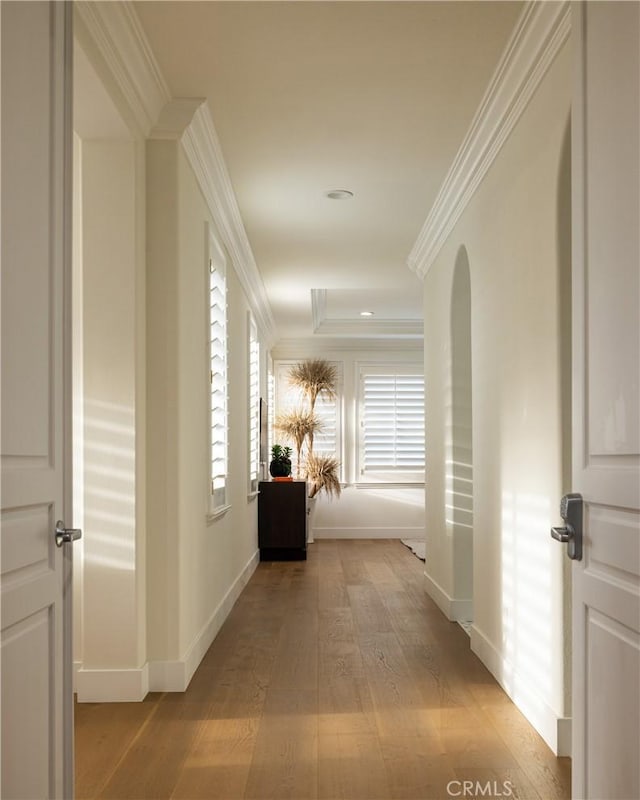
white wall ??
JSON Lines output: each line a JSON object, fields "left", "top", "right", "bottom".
{"left": 146, "top": 137, "right": 263, "bottom": 690}
{"left": 73, "top": 133, "right": 148, "bottom": 702}
{"left": 422, "top": 42, "right": 572, "bottom": 752}
{"left": 272, "top": 343, "right": 425, "bottom": 539}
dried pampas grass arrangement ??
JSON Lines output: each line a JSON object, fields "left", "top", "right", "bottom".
{"left": 305, "top": 453, "right": 342, "bottom": 499}
{"left": 275, "top": 410, "right": 323, "bottom": 477}
{"left": 288, "top": 359, "right": 337, "bottom": 411}
{"left": 276, "top": 359, "right": 341, "bottom": 496}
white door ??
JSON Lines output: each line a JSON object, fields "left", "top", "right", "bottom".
{"left": 1, "top": 3, "right": 76, "bottom": 798}
{"left": 570, "top": 3, "right": 640, "bottom": 799}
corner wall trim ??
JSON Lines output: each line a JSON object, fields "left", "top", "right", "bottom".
{"left": 423, "top": 570, "right": 473, "bottom": 622}
{"left": 148, "top": 548, "right": 260, "bottom": 692}
{"left": 407, "top": 0, "right": 570, "bottom": 278}
{"left": 470, "top": 623, "right": 570, "bottom": 756}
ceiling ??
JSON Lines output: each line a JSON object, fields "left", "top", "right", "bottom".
{"left": 133, "top": 1, "right": 523, "bottom": 343}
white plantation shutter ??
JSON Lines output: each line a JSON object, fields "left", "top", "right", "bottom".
{"left": 248, "top": 316, "right": 260, "bottom": 492}
{"left": 313, "top": 392, "right": 338, "bottom": 458}
{"left": 359, "top": 367, "right": 425, "bottom": 482}
{"left": 208, "top": 253, "right": 228, "bottom": 511}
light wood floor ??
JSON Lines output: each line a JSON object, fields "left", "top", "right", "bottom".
{"left": 75, "top": 539, "right": 571, "bottom": 800}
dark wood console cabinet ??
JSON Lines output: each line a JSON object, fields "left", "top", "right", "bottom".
{"left": 258, "top": 480, "right": 307, "bottom": 560}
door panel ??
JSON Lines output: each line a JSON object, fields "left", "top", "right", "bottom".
{"left": 1, "top": 610, "right": 53, "bottom": 800}
{"left": 586, "top": 612, "right": 639, "bottom": 800}
{"left": 572, "top": 3, "right": 640, "bottom": 799}
{"left": 1, "top": 3, "right": 73, "bottom": 798}
{"left": 1, "top": 1, "right": 55, "bottom": 461}
{"left": 584, "top": 3, "right": 639, "bottom": 459}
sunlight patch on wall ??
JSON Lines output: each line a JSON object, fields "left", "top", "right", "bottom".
{"left": 501, "top": 490, "right": 553, "bottom": 702}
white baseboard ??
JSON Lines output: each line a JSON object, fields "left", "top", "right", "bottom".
{"left": 75, "top": 549, "right": 260, "bottom": 700}
{"left": 423, "top": 570, "right": 473, "bottom": 621}
{"left": 470, "top": 624, "right": 571, "bottom": 756}
{"left": 75, "top": 664, "right": 149, "bottom": 703}
{"left": 147, "top": 659, "right": 187, "bottom": 693}
{"left": 313, "top": 526, "right": 424, "bottom": 540}
{"left": 148, "top": 548, "right": 260, "bottom": 692}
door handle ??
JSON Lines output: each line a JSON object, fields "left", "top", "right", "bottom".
{"left": 55, "top": 520, "right": 82, "bottom": 548}
{"left": 550, "top": 493, "right": 583, "bottom": 560}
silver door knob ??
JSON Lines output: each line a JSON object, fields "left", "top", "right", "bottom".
{"left": 55, "top": 520, "right": 82, "bottom": 548}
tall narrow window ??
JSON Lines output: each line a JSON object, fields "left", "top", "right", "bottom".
{"left": 208, "top": 238, "right": 228, "bottom": 514}
{"left": 248, "top": 315, "right": 260, "bottom": 494}
{"left": 358, "top": 365, "right": 424, "bottom": 483}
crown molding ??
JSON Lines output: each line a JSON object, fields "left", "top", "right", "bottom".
{"left": 313, "top": 319, "right": 423, "bottom": 338}
{"left": 74, "top": 1, "right": 170, "bottom": 137}
{"left": 273, "top": 338, "right": 424, "bottom": 357}
{"left": 310, "top": 288, "right": 422, "bottom": 338}
{"left": 181, "top": 105, "right": 278, "bottom": 345}
{"left": 407, "top": 0, "right": 571, "bottom": 279}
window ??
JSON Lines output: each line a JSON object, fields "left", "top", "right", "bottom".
{"left": 248, "top": 315, "right": 260, "bottom": 494}
{"left": 207, "top": 236, "right": 228, "bottom": 514}
{"left": 358, "top": 365, "right": 425, "bottom": 484}
{"left": 274, "top": 360, "right": 342, "bottom": 478}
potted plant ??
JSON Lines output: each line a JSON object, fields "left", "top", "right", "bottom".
{"left": 269, "top": 444, "right": 292, "bottom": 478}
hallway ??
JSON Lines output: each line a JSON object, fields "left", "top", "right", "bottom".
{"left": 75, "top": 540, "right": 570, "bottom": 800}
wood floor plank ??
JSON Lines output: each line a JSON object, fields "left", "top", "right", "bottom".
{"left": 379, "top": 735, "right": 456, "bottom": 800}
{"left": 318, "top": 732, "right": 390, "bottom": 800}
{"left": 318, "top": 572, "right": 350, "bottom": 609}
{"left": 340, "top": 556, "right": 372, "bottom": 586}
{"left": 97, "top": 701, "right": 208, "bottom": 800}
{"left": 318, "top": 606, "right": 357, "bottom": 642}
{"left": 347, "top": 584, "right": 394, "bottom": 633}
{"left": 440, "top": 725, "right": 521, "bottom": 769}
{"left": 243, "top": 689, "right": 318, "bottom": 800}
{"left": 318, "top": 677, "right": 377, "bottom": 737}
{"left": 170, "top": 683, "right": 265, "bottom": 800}
{"left": 269, "top": 609, "right": 319, "bottom": 690}
{"left": 75, "top": 698, "right": 159, "bottom": 800}
{"left": 358, "top": 631, "right": 413, "bottom": 679}
{"left": 319, "top": 638, "right": 364, "bottom": 680}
